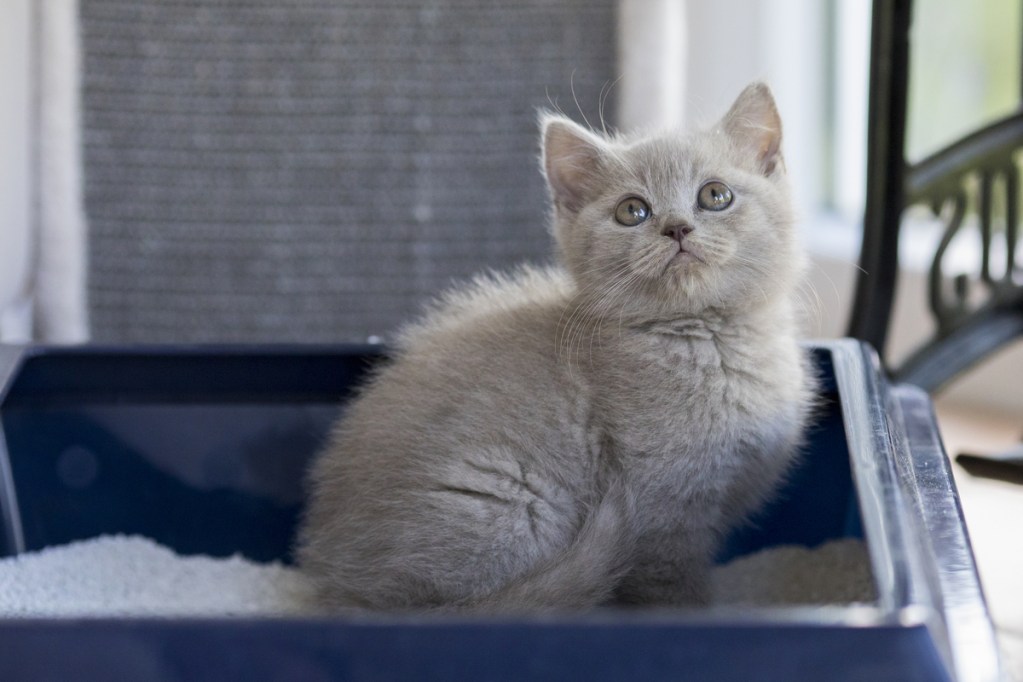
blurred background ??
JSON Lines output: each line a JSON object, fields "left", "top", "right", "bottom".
{"left": 7, "top": 0, "right": 1020, "bottom": 412}
{"left": 0, "top": 0, "right": 1021, "bottom": 672}
{"left": 0, "top": 2, "right": 1017, "bottom": 349}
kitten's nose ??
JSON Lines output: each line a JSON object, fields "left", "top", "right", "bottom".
{"left": 662, "top": 224, "right": 694, "bottom": 242}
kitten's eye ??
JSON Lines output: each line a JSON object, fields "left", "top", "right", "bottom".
{"left": 614, "top": 196, "right": 651, "bottom": 226}
{"left": 697, "top": 181, "right": 734, "bottom": 211}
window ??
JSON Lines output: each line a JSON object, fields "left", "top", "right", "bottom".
{"left": 907, "top": 0, "right": 1021, "bottom": 162}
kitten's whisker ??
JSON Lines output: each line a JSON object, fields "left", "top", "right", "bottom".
{"left": 805, "top": 258, "right": 843, "bottom": 303}
{"left": 564, "top": 263, "right": 642, "bottom": 368}
{"left": 613, "top": 270, "right": 647, "bottom": 342}
{"left": 556, "top": 260, "right": 633, "bottom": 369}
{"left": 794, "top": 278, "right": 826, "bottom": 335}
{"left": 555, "top": 261, "right": 625, "bottom": 334}
{"left": 590, "top": 267, "right": 644, "bottom": 358}
{"left": 598, "top": 76, "right": 624, "bottom": 138}
{"left": 569, "top": 70, "right": 592, "bottom": 131}
{"left": 576, "top": 271, "right": 634, "bottom": 366}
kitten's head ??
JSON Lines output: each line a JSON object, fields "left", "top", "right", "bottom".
{"left": 541, "top": 82, "right": 801, "bottom": 319}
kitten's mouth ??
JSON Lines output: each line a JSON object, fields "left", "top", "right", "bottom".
{"left": 667, "top": 244, "right": 707, "bottom": 268}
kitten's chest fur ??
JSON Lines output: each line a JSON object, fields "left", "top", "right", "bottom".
{"left": 587, "top": 315, "right": 808, "bottom": 518}
{"left": 596, "top": 318, "right": 796, "bottom": 437}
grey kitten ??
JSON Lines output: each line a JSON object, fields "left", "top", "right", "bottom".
{"left": 297, "top": 82, "right": 816, "bottom": 611}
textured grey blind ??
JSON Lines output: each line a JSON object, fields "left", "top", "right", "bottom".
{"left": 81, "top": 0, "right": 617, "bottom": 342}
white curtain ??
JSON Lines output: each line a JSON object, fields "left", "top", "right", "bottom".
{"left": 616, "top": 0, "right": 687, "bottom": 132}
{"left": 31, "top": 0, "right": 89, "bottom": 343}
{"left": 0, "top": 0, "right": 32, "bottom": 342}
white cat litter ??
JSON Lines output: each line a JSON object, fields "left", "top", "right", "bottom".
{"left": 711, "top": 538, "right": 877, "bottom": 606}
{"left": 0, "top": 536, "right": 317, "bottom": 618}
{"left": 0, "top": 535, "right": 874, "bottom": 617}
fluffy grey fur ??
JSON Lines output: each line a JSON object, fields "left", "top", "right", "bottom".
{"left": 297, "top": 82, "right": 817, "bottom": 611}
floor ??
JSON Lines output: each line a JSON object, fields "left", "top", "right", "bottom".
{"left": 933, "top": 399, "right": 1023, "bottom": 681}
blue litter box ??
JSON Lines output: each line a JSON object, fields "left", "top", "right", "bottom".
{"left": 0, "top": 340, "right": 1002, "bottom": 681}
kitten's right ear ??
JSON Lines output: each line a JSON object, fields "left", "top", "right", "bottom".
{"left": 541, "top": 115, "right": 607, "bottom": 212}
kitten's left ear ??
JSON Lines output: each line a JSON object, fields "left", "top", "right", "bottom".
{"left": 719, "top": 82, "right": 783, "bottom": 176}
